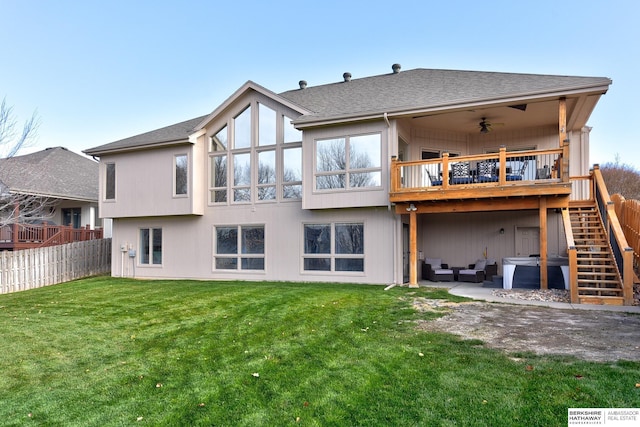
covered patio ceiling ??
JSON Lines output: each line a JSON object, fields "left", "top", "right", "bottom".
{"left": 403, "top": 93, "right": 602, "bottom": 134}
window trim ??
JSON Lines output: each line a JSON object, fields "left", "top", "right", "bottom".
{"left": 213, "top": 224, "right": 266, "bottom": 273}
{"left": 104, "top": 162, "right": 116, "bottom": 201}
{"left": 302, "top": 221, "right": 365, "bottom": 275}
{"left": 139, "top": 227, "right": 163, "bottom": 267}
{"left": 313, "top": 132, "right": 382, "bottom": 192}
{"left": 281, "top": 144, "right": 302, "bottom": 201}
{"left": 173, "top": 153, "right": 189, "bottom": 197}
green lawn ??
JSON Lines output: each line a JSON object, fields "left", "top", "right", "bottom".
{"left": 0, "top": 277, "right": 638, "bottom": 426}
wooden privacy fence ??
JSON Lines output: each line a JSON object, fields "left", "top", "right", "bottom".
{"left": 0, "top": 238, "right": 111, "bottom": 294}
{"left": 612, "top": 194, "right": 640, "bottom": 269}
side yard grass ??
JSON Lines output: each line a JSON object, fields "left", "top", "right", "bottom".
{"left": 0, "top": 276, "right": 638, "bottom": 426}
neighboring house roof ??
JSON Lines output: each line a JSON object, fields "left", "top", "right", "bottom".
{"left": 0, "top": 147, "right": 98, "bottom": 201}
{"left": 84, "top": 67, "right": 612, "bottom": 155}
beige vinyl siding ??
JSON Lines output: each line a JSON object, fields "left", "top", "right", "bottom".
{"left": 99, "top": 145, "right": 203, "bottom": 219}
{"left": 417, "top": 210, "right": 567, "bottom": 276}
{"left": 109, "top": 203, "right": 399, "bottom": 284}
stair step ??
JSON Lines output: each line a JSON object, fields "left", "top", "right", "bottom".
{"left": 577, "top": 273, "right": 618, "bottom": 278}
{"left": 577, "top": 288, "right": 622, "bottom": 293}
{"left": 578, "top": 296, "right": 624, "bottom": 305}
{"left": 568, "top": 204, "right": 625, "bottom": 304}
{"left": 578, "top": 277, "right": 620, "bottom": 287}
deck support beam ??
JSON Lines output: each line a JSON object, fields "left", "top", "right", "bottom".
{"left": 408, "top": 209, "right": 419, "bottom": 288}
{"left": 539, "top": 198, "right": 548, "bottom": 289}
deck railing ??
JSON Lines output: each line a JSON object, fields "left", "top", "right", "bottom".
{"left": 0, "top": 224, "right": 103, "bottom": 250}
{"left": 391, "top": 145, "right": 568, "bottom": 194}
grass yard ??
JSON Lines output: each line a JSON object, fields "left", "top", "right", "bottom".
{"left": 0, "top": 276, "right": 638, "bottom": 426}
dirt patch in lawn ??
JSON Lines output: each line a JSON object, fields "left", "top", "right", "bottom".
{"left": 414, "top": 298, "right": 640, "bottom": 362}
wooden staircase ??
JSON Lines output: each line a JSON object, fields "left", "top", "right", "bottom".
{"left": 569, "top": 204, "right": 624, "bottom": 305}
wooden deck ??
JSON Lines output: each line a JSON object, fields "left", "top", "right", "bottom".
{"left": 0, "top": 224, "right": 103, "bottom": 250}
{"left": 390, "top": 145, "right": 572, "bottom": 212}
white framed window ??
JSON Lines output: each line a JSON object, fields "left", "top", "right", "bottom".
{"left": 207, "top": 99, "right": 302, "bottom": 204}
{"left": 232, "top": 152, "right": 251, "bottom": 202}
{"left": 315, "top": 133, "right": 381, "bottom": 191}
{"left": 140, "top": 228, "right": 162, "bottom": 265}
{"left": 303, "top": 222, "right": 364, "bottom": 272}
{"left": 105, "top": 162, "right": 116, "bottom": 200}
{"left": 214, "top": 225, "right": 265, "bottom": 271}
{"left": 257, "top": 149, "right": 276, "bottom": 201}
{"left": 234, "top": 106, "right": 251, "bottom": 149}
{"left": 174, "top": 154, "right": 188, "bottom": 196}
{"left": 282, "top": 146, "right": 302, "bottom": 199}
{"left": 209, "top": 154, "right": 228, "bottom": 203}
{"left": 258, "top": 103, "right": 276, "bottom": 146}
{"left": 283, "top": 115, "right": 302, "bottom": 143}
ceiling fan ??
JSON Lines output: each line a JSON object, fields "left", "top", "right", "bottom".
{"left": 478, "top": 117, "right": 503, "bottom": 133}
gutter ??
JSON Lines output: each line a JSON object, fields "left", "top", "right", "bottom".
{"left": 83, "top": 138, "right": 193, "bottom": 157}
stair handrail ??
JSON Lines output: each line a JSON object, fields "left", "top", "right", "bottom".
{"left": 592, "top": 165, "right": 635, "bottom": 305}
{"left": 611, "top": 194, "right": 640, "bottom": 273}
{"left": 561, "top": 209, "right": 579, "bottom": 303}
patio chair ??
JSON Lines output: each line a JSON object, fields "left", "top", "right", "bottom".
{"left": 450, "top": 162, "right": 473, "bottom": 185}
{"left": 423, "top": 258, "right": 454, "bottom": 282}
{"left": 425, "top": 168, "right": 442, "bottom": 186}
{"left": 535, "top": 165, "right": 551, "bottom": 179}
{"left": 506, "top": 160, "right": 528, "bottom": 181}
{"left": 458, "top": 259, "right": 498, "bottom": 283}
{"left": 476, "top": 161, "right": 498, "bottom": 183}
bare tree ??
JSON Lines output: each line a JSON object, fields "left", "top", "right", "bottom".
{"left": 0, "top": 98, "right": 52, "bottom": 228}
{"left": 0, "top": 98, "right": 39, "bottom": 157}
{"left": 600, "top": 155, "right": 640, "bottom": 200}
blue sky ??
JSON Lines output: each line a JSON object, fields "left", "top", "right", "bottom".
{"left": 2, "top": 0, "right": 639, "bottom": 168}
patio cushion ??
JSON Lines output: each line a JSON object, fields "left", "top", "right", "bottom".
{"left": 473, "top": 259, "right": 487, "bottom": 270}
{"left": 425, "top": 258, "right": 442, "bottom": 269}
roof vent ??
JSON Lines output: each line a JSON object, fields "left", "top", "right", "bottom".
{"left": 299, "top": 80, "right": 307, "bottom": 89}
{"left": 392, "top": 63, "right": 401, "bottom": 74}
{"left": 343, "top": 72, "right": 352, "bottom": 82}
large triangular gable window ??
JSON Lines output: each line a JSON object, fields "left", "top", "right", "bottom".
{"left": 208, "top": 100, "right": 302, "bottom": 204}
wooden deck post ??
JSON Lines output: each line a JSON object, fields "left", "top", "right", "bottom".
{"left": 539, "top": 198, "right": 548, "bottom": 289}
{"left": 559, "top": 97, "right": 567, "bottom": 146}
{"left": 441, "top": 153, "right": 450, "bottom": 189}
{"left": 409, "top": 208, "right": 418, "bottom": 288}
{"left": 498, "top": 146, "right": 507, "bottom": 186}
{"left": 559, "top": 98, "right": 571, "bottom": 183}
{"left": 390, "top": 156, "right": 399, "bottom": 193}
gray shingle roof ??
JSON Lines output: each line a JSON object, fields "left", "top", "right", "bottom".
{"left": 279, "top": 68, "right": 611, "bottom": 124}
{"left": 84, "top": 115, "right": 207, "bottom": 156}
{"left": 83, "top": 68, "right": 611, "bottom": 154}
{"left": 0, "top": 147, "right": 98, "bottom": 201}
